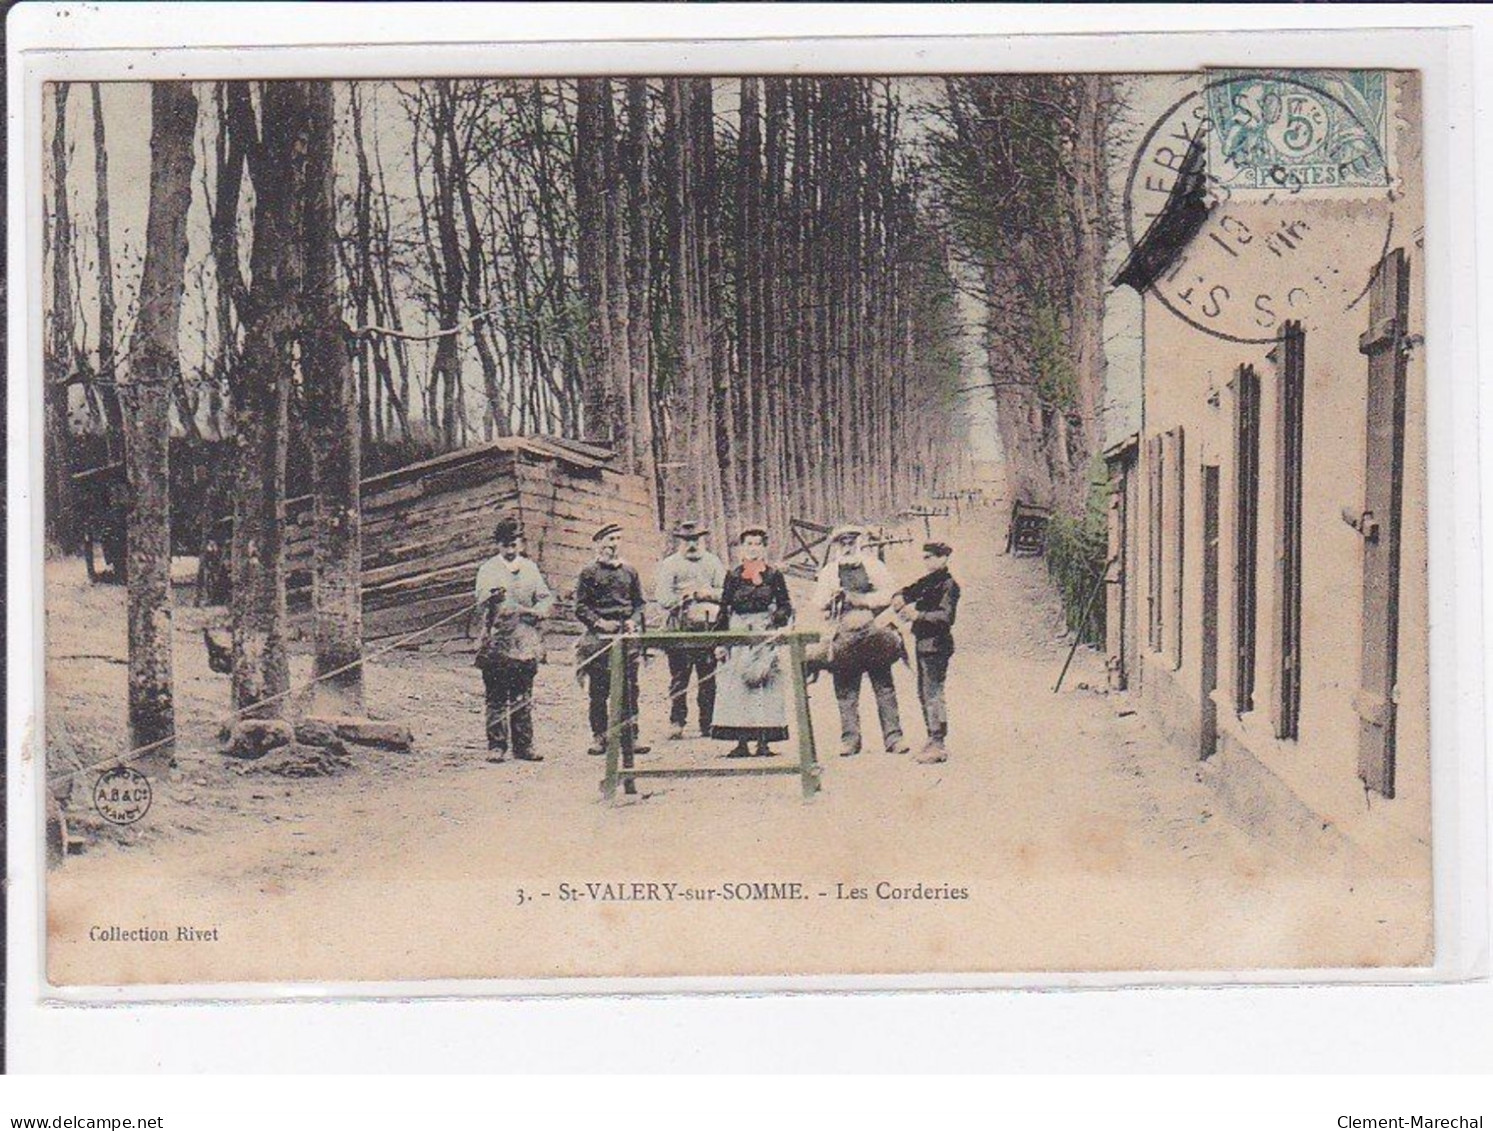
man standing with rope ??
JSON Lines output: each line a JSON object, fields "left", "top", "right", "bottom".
{"left": 814, "top": 525, "right": 910, "bottom": 758}
{"left": 575, "top": 523, "right": 648, "bottom": 757}
{"left": 473, "top": 516, "right": 555, "bottom": 763}
{"left": 654, "top": 519, "right": 726, "bottom": 740}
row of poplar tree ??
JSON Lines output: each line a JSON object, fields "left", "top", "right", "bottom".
{"left": 44, "top": 75, "right": 1113, "bottom": 752}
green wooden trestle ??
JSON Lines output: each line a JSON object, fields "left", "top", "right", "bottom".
{"left": 599, "top": 630, "right": 823, "bottom": 803}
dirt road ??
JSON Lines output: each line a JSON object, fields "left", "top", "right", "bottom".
{"left": 44, "top": 517, "right": 1429, "bottom": 985}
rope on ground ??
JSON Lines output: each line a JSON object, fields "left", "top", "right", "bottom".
{"left": 46, "top": 598, "right": 485, "bottom": 790}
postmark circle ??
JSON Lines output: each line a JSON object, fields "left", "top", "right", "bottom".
{"left": 93, "top": 766, "right": 153, "bottom": 826}
{"left": 1123, "top": 72, "right": 1396, "bottom": 345}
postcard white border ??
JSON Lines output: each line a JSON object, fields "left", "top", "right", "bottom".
{"left": 6, "top": 3, "right": 1490, "bottom": 1071}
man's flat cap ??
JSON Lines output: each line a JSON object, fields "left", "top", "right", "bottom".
{"left": 672, "top": 519, "right": 709, "bottom": 540}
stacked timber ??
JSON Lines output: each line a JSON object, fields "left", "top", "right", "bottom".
{"left": 274, "top": 436, "right": 659, "bottom": 652}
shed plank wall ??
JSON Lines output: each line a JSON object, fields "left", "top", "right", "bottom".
{"left": 276, "top": 440, "right": 659, "bottom": 648}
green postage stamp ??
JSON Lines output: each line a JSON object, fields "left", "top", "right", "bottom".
{"left": 1205, "top": 69, "right": 1391, "bottom": 191}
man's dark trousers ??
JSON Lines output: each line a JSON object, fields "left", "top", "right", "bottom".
{"left": 482, "top": 658, "right": 538, "bottom": 756}
{"left": 831, "top": 663, "right": 904, "bottom": 753}
{"left": 915, "top": 652, "right": 950, "bottom": 741}
{"left": 666, "top": 646, "right": 716, "bottom": 732}
{"left": 586, "top": 645, "right": 640, "bottom": 748}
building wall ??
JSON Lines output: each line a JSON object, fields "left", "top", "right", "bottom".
{"left": 1125, "top": 73, "right": 1428, "bottom": 863}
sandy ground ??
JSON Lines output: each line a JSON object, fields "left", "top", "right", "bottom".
{"left": 42, "top": 513, "right": 1430, "bottom": 986}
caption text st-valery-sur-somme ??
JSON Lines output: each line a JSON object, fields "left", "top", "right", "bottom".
{"left": 528, "top": 881, "right": 971, "bottom": 904}
{"left": 1340, "top": 1119, "right": 1483, "bottom": 1129}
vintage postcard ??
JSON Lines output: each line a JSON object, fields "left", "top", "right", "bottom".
{"left": 26, "top": 49, "right": 1449, "bottom": 990}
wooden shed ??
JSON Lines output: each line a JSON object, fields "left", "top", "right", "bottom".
{"left": 280, "top": 435, "right": 660, "bottom": 650}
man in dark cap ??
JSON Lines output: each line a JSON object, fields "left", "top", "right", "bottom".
{"left": 574, "top": 522, "right": 647, "bottom": 756}
{"left": 654, "top": 520, "right": 726, "bottom": 739}
{"left": 892, "top": 542, "right": 961, "bottom": 764}
{"left": 473, "top": 516, "right": 555, "bottom": 763}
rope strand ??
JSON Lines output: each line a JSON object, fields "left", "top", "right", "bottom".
{"left": 49, "top": 618, "right": 815, "bottom": 789}
{"left": 48, "top": 598, "right": 482, "bottom": 789}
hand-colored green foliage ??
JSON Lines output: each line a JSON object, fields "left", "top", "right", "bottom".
{"left": 1046, "top": 459, "right": 1109, "bottom": 646}
{"left": 1031, "top": 299, "right": 1077, "bottom": 412}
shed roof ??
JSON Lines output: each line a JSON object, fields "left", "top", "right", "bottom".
{"left": 359, "top": 433, "right": 620, "bottom": 496}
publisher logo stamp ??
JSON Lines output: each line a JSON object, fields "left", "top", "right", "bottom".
{"left": 93, "top": 767, "right": 152, "bottom": 826}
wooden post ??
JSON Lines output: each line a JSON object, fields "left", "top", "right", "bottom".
{"left": 599, "top": 629, "right": 821, "bottom": 801}
{"left": 789, "top": 637, "right": 820, "bottom": 798}
{"left": 621, "top": 639, "right": 637, "bottom": 797}
{"left": 602, "top": 640, "right": 624, "bottom": 800}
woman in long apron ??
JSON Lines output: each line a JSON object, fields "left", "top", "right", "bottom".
{"left": 710, "top": 527, "right": 794, "bottom": 758}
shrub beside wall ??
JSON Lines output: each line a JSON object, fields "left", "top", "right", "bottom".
{"left": 1045, "top": 463, "right": 1108, "bottom": 647}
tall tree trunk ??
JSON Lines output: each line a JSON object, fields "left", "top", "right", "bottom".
{"left": 90, "top": 83, "right": 125, "bottom": 458}
{"left": 430, "top": 84, "right": 466, "bottom": 450}
{"left": 347, "top": 87, "right": 377, "bottom": 447}
{"left": 45, "top": 83, "right": 77, "bottom": 552}
{"left": 211, "top": 83, "right": 250, "bottom": 361}
{"left": 366, "top": 121, "right": 414, "bottom": 444}
{"left": 736, "top": 77, "right": 764, "bottom": 523}
{"left": 661, "top": 78, "right": 727, "bottom": 538}
{"left": 303, "top": 81, "right": 364, "bottom": 715}
{"left": 575, "top": 78, "right": 617, "bottom": 447}
{"left": 761, "top": 77, "right": 791, "bottom": 541}
{"left": 123, "top": 81, "right": 197, "bottom": 758}
{"left": 528, "top": 81, "right": 582, "bottom": 434}
{"left": 660, "top": 79, "right": 689, "bottom": 526}
{"left": 445, "top": 91, "right": 507, "bottom": 439}
{"left": 193, "top": 82, "right": 249, "bottom": 605}
{"left": 691, "top": 79, "right": 737, "bottom": 536}
{"left": 598, "top": 81, "right": 636, "bottom": 469}
{"left": 230, "top": 80, "right": 306, "bottom": 718}
{"left": 788, "top": 79, "right": 815, "bottom": 523}
{"left": 623, "top": 79, "right": 659, "bottom": 512}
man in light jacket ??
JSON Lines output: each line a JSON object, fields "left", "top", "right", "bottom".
{"left": 473, "top": 516, "right": 555, "bottom": 763}
{"left": 654, "top": 520, "right": 727, "bottom": 739}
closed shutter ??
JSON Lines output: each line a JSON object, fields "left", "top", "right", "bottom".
{"left": 1270, "top": 322, "right": 1305, "bottom": 740}
{"left": 1232, "top": 364, "right": 1261, "bottom": 713}
{"left": 1166, "top": 426, "right": 1185, "bottom": 671}
{"left": 1355, "top": 248, "right": 1411, "bottom": 797}
{"left": 1147, "top": 434, "right": 1164, "bottom": 651}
